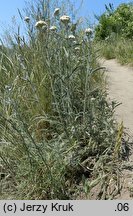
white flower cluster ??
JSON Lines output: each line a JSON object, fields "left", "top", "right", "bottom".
{"left": 25, "top": 6, "right": 93, "bottom": 39}
{"left": 85, "top": 28, "right": 93, "bottom": 36}
{"left": 49, "top": 26, "right": 57, "bottom": 32}
{"left": 54, "top": 8, "right": 71, "bottom": 25}
{"left": 68, "top": 35, "right": 75, "bottom": 40}
{"left": 54, "top": 8, "right": 60, "bottom": 16}
{"left": 60, "top": 15, "right": 70, "bottom": 24}
{"left": 35, "top": 20, "right": 47, "bottom": 29}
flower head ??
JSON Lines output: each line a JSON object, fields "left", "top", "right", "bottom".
{"left": 49, "top": 26, "right": 57, "bottom": 32}
{"left": 75, "top": 47, "right": 80, "bottom": 51}
{"left": 54, "top": 8, "right": 60, "bottom": 16}
{"left": 91, "top": 97, "right": 95, "bottom": 102}
{"left": 68, "top": 35, "right": 76, "bottom": 40}
{"left": 60, "top": 15, "right": 70, "bottom": 25}
{"left": 24, "top": 16, "right": 30, "bottom": 23}
{"left": 35, "top": 20, "right": 47, "bottom": 29}
{"left": 85, "top": 28, "right": 93, "bottom": 36}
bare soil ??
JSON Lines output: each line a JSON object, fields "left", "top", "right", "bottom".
{"left": 100, "top": 58, "right": 133, "bottom": 199}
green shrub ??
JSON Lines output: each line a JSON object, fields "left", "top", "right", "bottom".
{"left": 95, "top": 2, "right": 133, "bottom": 64}
{"left": 95, "top": 3, "right": 133, "bottom": 41}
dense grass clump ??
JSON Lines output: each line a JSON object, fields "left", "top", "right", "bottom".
{"left": 0, "top": 0, "right": 123, "bottom": 199}
{"left": 96, "top": 36, "right": 133, "bottom": 65}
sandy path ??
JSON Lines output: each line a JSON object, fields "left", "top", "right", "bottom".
{"left": 102, "top": 59, "right": 133, "bottom": 135}
{"left": 100, "top": 59, "right": 133, "bottom": 199}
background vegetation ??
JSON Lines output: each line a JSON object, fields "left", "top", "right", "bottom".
{"left": 95, "top": 2, "right": 133, "bottom": 65}
{"left": 0, "top": 0, "right": 124, "bottom": 200}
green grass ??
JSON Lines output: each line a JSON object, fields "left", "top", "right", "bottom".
{"left": 97, "top": 36, "right": 133, "bottom": 66}
{"left": 0, "top": 0, "right": 123, "bottom": 200}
